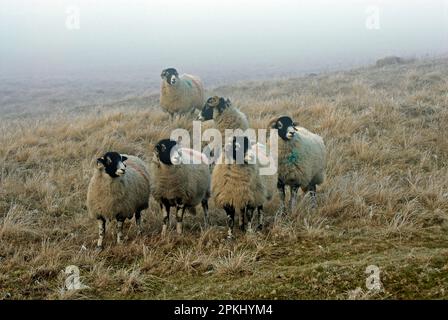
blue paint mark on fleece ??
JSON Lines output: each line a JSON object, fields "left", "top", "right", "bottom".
{"left": 286, "top": 149, "right": 300, "bottom": 165}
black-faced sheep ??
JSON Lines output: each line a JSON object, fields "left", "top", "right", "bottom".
{"left": 198, "top": 96, "right": 250, "bottom": 164}
{"left": 212, "top": 136, "right": 268, "bottom": 238}
{"left": 160, "top": 68, "right": 204, "bottom": 117}
{"left": 268, "top": 116, "right": 326, "bottom": 212}
{"left": 198, "top": 96, "right": 249, "bottom": 137}
{"left": 86, "top": 152, "right": 151, "bottom": 249}
{"left": 151, "top": 139, "right": 210, "bottom": 236}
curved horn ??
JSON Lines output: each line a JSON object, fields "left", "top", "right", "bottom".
{"left": 207, "top": 96, "right": 221, "bottom": 107}
{"left": 267, "top": 116, "right": 279, "bottom": 129}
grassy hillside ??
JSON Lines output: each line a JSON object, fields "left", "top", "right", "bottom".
{"left": 0, "top": 57, "right": 447, "bottom": 299}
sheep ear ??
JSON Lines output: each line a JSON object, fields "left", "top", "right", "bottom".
{"left": 121, "top": 155, "right": 128, "bottom": 162}
{"left": 97, "top": 157, "right": 105, "bottom": 167}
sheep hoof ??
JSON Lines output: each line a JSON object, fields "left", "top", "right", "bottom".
{"left": 257, "top": 224, "right": 263, "bottom": 231}
{"left": 95, "top": 245, "right": 104, "bottom": 252}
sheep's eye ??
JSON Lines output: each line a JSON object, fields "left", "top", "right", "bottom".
{"left": 277, "top": 122, "right": 283, "bottom": 129}
{"left": 161, "top": 145, "right": 166, "bottom": 152}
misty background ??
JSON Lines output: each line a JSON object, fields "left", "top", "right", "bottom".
{"left": 1, "top": 0, "right": 447, "bottom": 116}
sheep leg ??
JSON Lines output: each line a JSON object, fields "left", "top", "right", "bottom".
{"left": 277, "top": 180, "right": 286, "bottom": 215}
{"left": 96, "top": 217, "right": 106, "bottom": 250}
{"left": 257, "top": 206, "right": 264, "bottom": 231}
{"left": 246, "top": 206, "right": 255, "bottom": 233}
{"left": 135, "top": 210, "right": 142, "bottom": 236}
{"left": 308, "top": 184, "right": 317, "bottom": 208}
{"left": 176, "top": 206, "right": 186, "bottom": 235}
{"left": 116, "top": 217, "right": 124, "bottom": 245}
{"left": 239, "top": 208, "right": 246, "bottom": 232}
{"left": 290, "top": 185, "right": 300, "bottom": 213}
{"left": 201, "top": 199, "right": 210, "bottom": 228}
{"left": 224, "top": 205, "right": 235, "bottom": 239}
{"left": 161, "top": 199, "right": 171, "bottom": 237}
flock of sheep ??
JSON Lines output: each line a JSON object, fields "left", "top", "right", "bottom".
{"left": 86, "top": 68, "right": 327, "bottom": 250}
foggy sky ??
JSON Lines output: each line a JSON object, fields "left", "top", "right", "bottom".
{"left": 1, "top": 0, "right": 447, "bottom": 80}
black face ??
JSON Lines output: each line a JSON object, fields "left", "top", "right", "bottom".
{"left": 272, "top": 116, "right": 296, "bottom": 140}
{"left": 200, "top": 96, "right": 230, "bottom": 121}
{"left": 155, "top": 139, "right": 178, "bottom": 165}
{"left": 97, "top": 152, "right": 128, "bottom": 178}
{"left": 225, "top": 136, "right": 250, "bottom": 163}
{"left": 161, "top": 68, "right": 179, "bottom": 85}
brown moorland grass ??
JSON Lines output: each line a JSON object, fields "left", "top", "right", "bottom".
{"left": 0, "top": 57, "right": 447, "bottom": 299}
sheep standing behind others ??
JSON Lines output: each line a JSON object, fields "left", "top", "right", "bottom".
{"left": 198, "top": 96, "right": 249, "bottom": 137}
{"left": 160, "top": 68, "right": 205, "bottom": 117}
{"left": 198, "top": 96, "right": 249, "bottom": 163}
{"left": 86, "top": 152, "right": 151, "bottom": 249}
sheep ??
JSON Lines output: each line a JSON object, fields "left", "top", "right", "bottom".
{"left": 375, "top": 56, "right": 405, "bottom": 67}
{"left": 151, "top": 138, "right": 211, "bottom": 236}
{"left": 198, "top": 96, "right": 249, "bottom": 163}
{"left": 212, "top": 136, "right": 269, "bottom": 238}
{"left": 267, "top": 116, "right": 326, "bottom": 213}
{"left": 198, "top": 96, "right": 249, "bottom": 137}
{"left": 86, "top": 152, "right": 151, "bottom": 249}
{"left": 160, "top": 67, "right": 204, "bottom": 117}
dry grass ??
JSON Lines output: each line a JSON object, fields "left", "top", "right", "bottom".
{"left": 1, "top": 57, "right": 448, "bottom": 299}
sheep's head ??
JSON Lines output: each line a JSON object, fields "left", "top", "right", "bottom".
{"left": 161, "top": 68, "right": 179, "bottom": 85}
{"left": 198, "top": 96, "right": 231, "bottom": 121}
{"left": 268, "top": 116, "right": 298, "bottom": 141}
{"left": 97, "top": 152, "right": 128, "bottom": 178}
{"left": 154, "top": 139, "right": 182, "bottom": 165}
{"left": 224, "top": 136, "right": 254, "bottom": 164}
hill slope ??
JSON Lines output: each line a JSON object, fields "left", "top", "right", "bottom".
{"left": 0, "top": 57, "right": 447, "bottom": 299}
